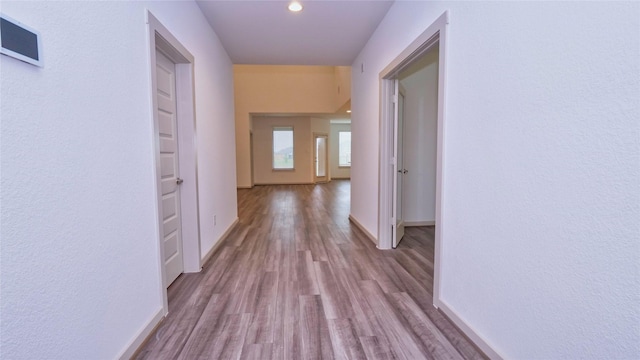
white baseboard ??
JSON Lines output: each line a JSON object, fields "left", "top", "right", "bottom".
{"left": 405, "top": 220, "right": 435, "bottom": 227}
{"left": 348, "top": 214, "right": 377, "bottom": 246}
{"left": 201, "top": 217, "right": 239, "bottom": 266}
{"left": 119, "top": 218, "right": 239, "bottom": 359}
{"left": 434, "top": 298, "right": 503, "bottom": 360}
{"left": 117, "top": 309, "right": 164, "bottom": 360}
{"left": 253, "top": 182, "right": 314, "bottom": 185}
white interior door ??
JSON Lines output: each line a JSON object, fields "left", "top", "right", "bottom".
{"left": 156, "top": 49, "right": 184, "bottom": 287}
{"left": 392, "top": 81, "right": 407, "bottom": 248}
{"left": 314, "top": 134, "right": 328, "bottom": 183}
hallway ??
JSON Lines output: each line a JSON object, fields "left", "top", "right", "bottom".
{"left": 136, "top": 181, "right": 484, "bottom": 359}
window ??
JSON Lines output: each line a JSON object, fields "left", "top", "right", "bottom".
{"left": 273, "top": 127, "right": 294, "bottom": 170}
{"left": 338, "top": 131, "right": 351, "bottom": 167}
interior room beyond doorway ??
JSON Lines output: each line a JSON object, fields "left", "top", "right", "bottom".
{"left": 250, "top": 115, "right": 351, "bottom": 186}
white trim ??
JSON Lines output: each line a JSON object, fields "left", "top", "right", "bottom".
{"left": 250, "top": 131, "right": 255, "bottom": 187}
{"left": 146, "top": 10, "right": 201, "bottom": 314}
{"left": 377, "top": 11, "right": 502, "bottom": 359}
{"left": 433, "top": 12, "right": 448, "bottom": 305}
{"left": 378, "top": 9, "right": 447, "bottom": 278}
{"left": 348, "top": 215, "right": 378, "bottom": 247}
{"left": 0, "top": 13, "right": 44, "bottom": 67}
{"left": 391, "top": 79, "right": 400, "bottom": 249}
{"left": 436, "top": 300, "right": 504, "bottom": 359}
{"left": 313, "top": 132, "right": 329, "bottom": 183}
{"left": 377, "top": 76, "right": 394, "bottom": 249}
{"left": 174, "top": 55, "right": 202, "bottom": 274}
{"left": 116, "top": 309, "right": 164, "bottom": 360}
{"left": 253, "top": 182, "right": 315, "bottom": 186}
{"left": 405, "top": 220, "right": 435, "bottom": 227}
{"left": 119, "top": 219, "right": 240, "bottom": 359}
{"left": 378, "top": 12, "right": 447, "bottom": 251}
{"left": 201, "top": 218, "right": 239, "bottom": 266}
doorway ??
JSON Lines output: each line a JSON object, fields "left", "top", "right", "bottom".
{"left": 148, "top": 11, "right": 202, "bottom": 313}
{"left": 377, "top": 11, "right": 448, "bottom": 303}
{"left": 314, "top": 133, "right": 329, "bottom": 183}
{"left": 392, "top": 85, "right": 407, "bottom": 248}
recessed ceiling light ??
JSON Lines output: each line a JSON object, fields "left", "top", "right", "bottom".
{"left": 288, "top": 2, "right": 303, "bottom": 12}
{"left": 346, "top": 110, "right": 352, "bottom": 113}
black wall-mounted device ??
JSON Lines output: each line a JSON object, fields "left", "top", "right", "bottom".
{"left": 0, "top": 14, "right": 43, "bottom": 67}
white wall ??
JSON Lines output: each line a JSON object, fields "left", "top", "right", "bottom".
{"left": 234, "top": 65, "right": 354, "bottom": 188}
{"left": 351, "top": 2, "right": 639, "bottom": 359}
{"left": 251, "top": 116, "right": 330, "bottom": 184}
{"left": 311, "top": 117, "right": 331, "bottom": 139}
{"left": 399, "top": 48, "right": 438, "bottom": 224}
{"left": 234, "top": 65, "right": 339, "bottom": 188}
{"left": 0, "top": 1, "right": 236, "bottom": 359}
{"left": 330, "top": 123, "right": 352, "bottom": 179}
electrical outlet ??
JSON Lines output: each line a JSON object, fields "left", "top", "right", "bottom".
{"left": 213, "top": 215, "right": 217, "bottom": 226}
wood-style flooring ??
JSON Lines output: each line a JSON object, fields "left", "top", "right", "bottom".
{"left": 136, "top": 180, "right": 485, "bottom": 360}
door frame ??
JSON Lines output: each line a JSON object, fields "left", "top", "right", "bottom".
{"left": 313, "top": 132, "right": 329, "bottom": 183}
{"left": 378, "top": 11, "right": 447, "bottom": 298}
{"left": 147, "top": 11, "right": 202, "bottom": 314}
{"left": 377, "top": 11, "right": 500, "bottom": 360}
{"left": 250, "top": 131, "right": 255, "bottom": 187}
{"left": 392, "top": 83, "right": 407, "bottom": 248}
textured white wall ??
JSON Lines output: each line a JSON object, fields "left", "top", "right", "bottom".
{"left": 399, "top": 48, "right": 438, "bottom": 223}
{"left": 0, "top": 1, "right": 236, "bottom": 358}
{"left": 351, "top": 1, "right": 639, "bottom": 358}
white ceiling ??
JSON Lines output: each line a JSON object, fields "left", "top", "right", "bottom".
{"left": 196, "top": 0, "right": 394, "bottom": 65}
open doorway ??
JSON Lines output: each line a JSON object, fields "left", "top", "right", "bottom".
{"left": 314, "top": 133, "right": 329, "bottom": 183}
{"left": 378, "top": 11, "right": 448, "bottom": 304}
{"left": 395, "top": 46, "right": 440, "bottom": 247}
{"left": 392, "top": 84, "right": 407, "bottom": 248}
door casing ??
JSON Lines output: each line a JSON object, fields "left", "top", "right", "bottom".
{"left": 376, "top": 10, "right": 500, "bottom": 360}
{"left": 313, "top": 133, "right": 329, "bottom": 183}
{"left": 392, "top": 84, "right": 407, "bottom": 248}
{"left": 378, "top": 11, "right": 447, "bottom": 299}
{"left": 147, "top": 11, "right": 202, "bottom": 314}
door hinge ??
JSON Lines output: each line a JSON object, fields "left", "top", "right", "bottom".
{"left": 392, "top": 94, "right": 398, "bottom": 103}
{"left": 390, "top": 217, "right": 395, "bottom": 225}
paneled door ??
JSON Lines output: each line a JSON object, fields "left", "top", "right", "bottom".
{"left": 156, "top": 49, "right": 184, "bottom": 287}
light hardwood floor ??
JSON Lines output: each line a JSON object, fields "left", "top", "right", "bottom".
{"left": 136, "top": 180, "right": 485, "bottom": 359}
